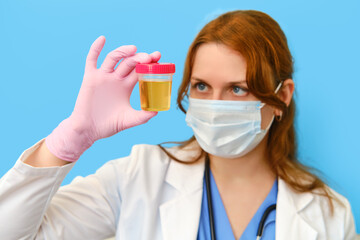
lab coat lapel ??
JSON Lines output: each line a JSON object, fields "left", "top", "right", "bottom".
{"left": 159, "top": 151, "right": 205, "bottom": 240}
{"left": 276, "top": 178, "right": 318, "bottom": 240}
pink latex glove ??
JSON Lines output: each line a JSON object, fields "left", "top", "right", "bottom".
{"left": 45, "top": 36, "right": 160, "bottom": 162}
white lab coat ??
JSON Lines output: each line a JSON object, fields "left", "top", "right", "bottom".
{"left": 0, "top": 139, "right": 357, "bottom": 240}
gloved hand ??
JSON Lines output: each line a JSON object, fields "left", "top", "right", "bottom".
{"left": 45, "top": 36, "right": 160, "bottom": 162}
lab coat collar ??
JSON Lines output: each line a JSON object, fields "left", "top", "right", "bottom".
{"left": 159, "top": 143, "right": 319, "bottom": 240}
{"left": 163, "top": 147, "right": 205, "bottom": 194}
{"left": 160, "top": 142, "right": 205, "bottom": 240}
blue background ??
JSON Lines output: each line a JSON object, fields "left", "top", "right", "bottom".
{"left": 0, "top": 0, "right": 359, "bottom": 232}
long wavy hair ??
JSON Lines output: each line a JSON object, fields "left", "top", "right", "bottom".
{"left": 159, "top": 10, "right": 336, "bottom": 211}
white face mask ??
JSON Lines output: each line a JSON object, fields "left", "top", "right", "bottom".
{"left": 185, "top": 83, "right": 282, "bottom": 158}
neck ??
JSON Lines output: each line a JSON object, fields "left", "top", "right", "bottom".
{"left": 208, "top": 135, "right": 276, "bottom": 186}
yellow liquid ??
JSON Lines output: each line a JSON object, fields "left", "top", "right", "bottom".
{"left": 139, "top": 80, "right": 172, "bottom": 111}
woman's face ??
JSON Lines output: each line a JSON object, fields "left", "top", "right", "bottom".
{"left": 189, "top": 43, "right": 275, "bottom": 129}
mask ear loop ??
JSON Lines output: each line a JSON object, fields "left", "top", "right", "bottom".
{"left": 258, "top": 81, "right": 284, "bottom": 110}
{"left": 274, "top": 81, "right": 283, "bottom": 94}
{"left": 259, "top": 82, "right": 284, "bottom": 130}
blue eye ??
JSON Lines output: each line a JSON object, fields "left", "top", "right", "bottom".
{"left": 232, "top": 86, "right": 247, "bottom": 96}
{"left": 196, "top": 83, "right": 208, "bottom": 92}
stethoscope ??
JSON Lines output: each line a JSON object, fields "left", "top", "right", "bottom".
{"left": 205, "top": 154, "right": 276, "bottom": 240}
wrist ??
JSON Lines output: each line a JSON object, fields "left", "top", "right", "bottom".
{"left": 45, "top": 118, "right": 95, "bottom": 162}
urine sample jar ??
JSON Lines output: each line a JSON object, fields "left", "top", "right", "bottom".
{"left": 136, "top": 63, "right": 175, "bottom": 111}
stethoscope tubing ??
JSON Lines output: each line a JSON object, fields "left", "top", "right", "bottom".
{"left": 205, "top": 154, "right": 276, "bottom": 240}
{"left": 205, "top": 154, "right": 216, "bottom": 240}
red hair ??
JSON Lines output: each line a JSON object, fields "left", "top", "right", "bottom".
{"left": 159, "top": 10, "right": 336, "bottom": 211}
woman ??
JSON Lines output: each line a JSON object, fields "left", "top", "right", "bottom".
{"left": 0, "top": 10, "right": 356, "bottom": 240}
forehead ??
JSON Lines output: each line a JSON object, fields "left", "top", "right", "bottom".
{"left": 192, "top": 43, "right": 247, "bottom": 83}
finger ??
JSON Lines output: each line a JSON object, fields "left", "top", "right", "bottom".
{"left": 85, "top": 36, "right": 106, "bottom": 71}
{"left": 150, "top": 51, "right": 161, "bottom": 63}
{"left": 101, "top": 45, "right": 137, "bottom": 72}
{"left": 123, "top": 109, "right": 158, "bottom": 130}
{"left": 115, "top": 52, "right": 152, "bottom": 78}
{"left": 124, "top": 69, "right": 139, "bottom": 90}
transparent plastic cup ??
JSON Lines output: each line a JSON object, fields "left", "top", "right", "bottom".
{"left": 136, "top": 63, "right": 176, "bottom": 111}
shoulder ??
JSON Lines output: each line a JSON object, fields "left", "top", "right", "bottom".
{"left": 278, "top": 179, "right": 356, "bottom": 238}
{"left": 99, "top": 141, "right": 201, "bottom": 180}
{"left": 96, "top": 144, "right": 170, "bottom": 179}
{"left": 306, "top": 185, "right": 353, "bottom": 222}
{"left": 278, "top": 178, "right": 352, "bottom": 215}
{"left": 86, "top": 144, "right": 174, "bottom": 205}
{"left": 94, "top": 142, "right": 203, "bottom": 201}
{"left": 309, "top": 187, "right": 356, "bottom": 239}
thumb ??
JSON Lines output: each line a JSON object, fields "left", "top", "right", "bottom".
{"left": 123, "top": 109, "right": 158, "bottom": 130}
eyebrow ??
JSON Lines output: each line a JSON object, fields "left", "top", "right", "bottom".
{"left": 190, "top": 77, "right": 247, "bottom": 85}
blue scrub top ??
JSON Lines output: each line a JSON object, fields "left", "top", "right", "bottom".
{"left": 197, "top": 169, "right": 278, "bottom": 240}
